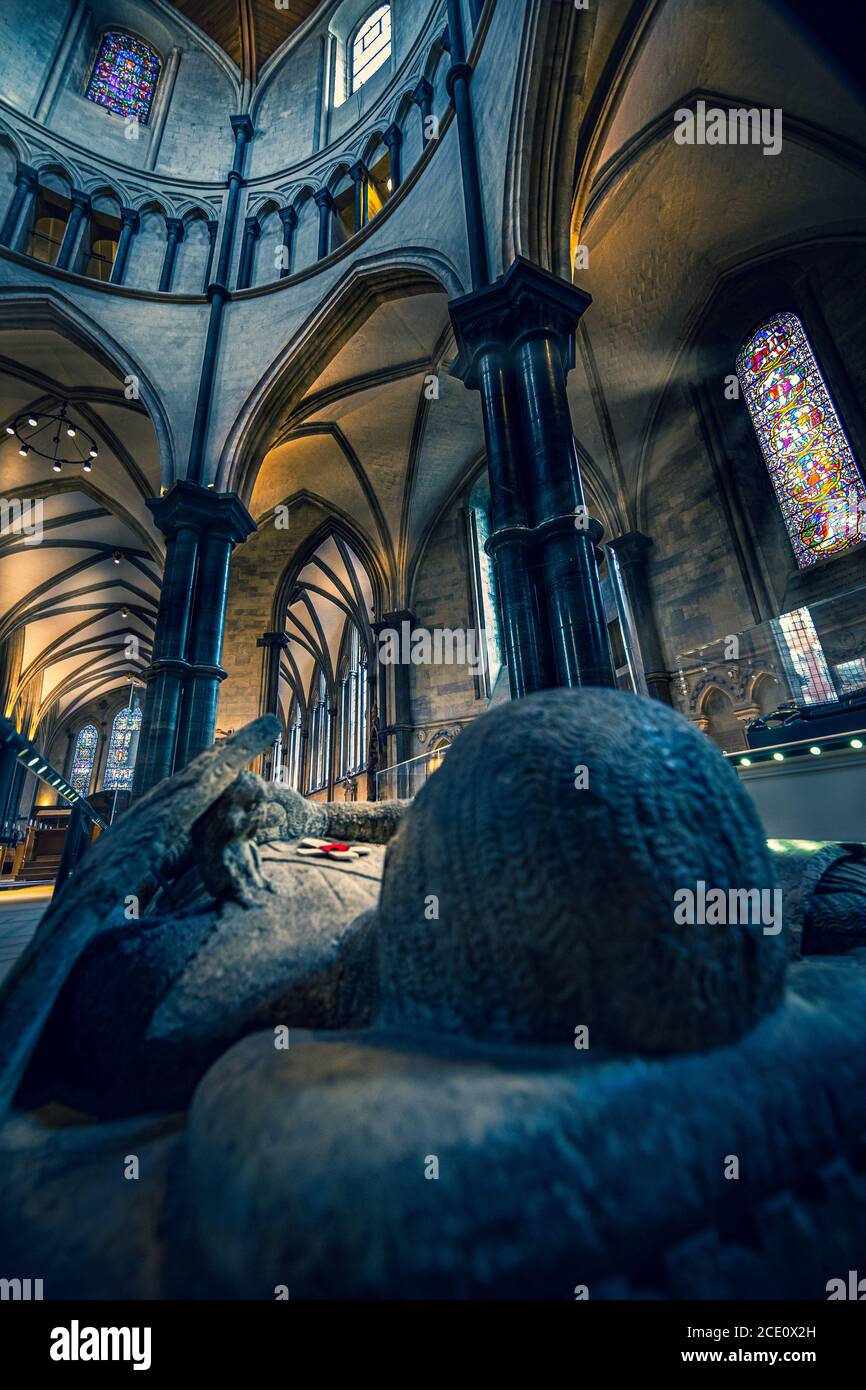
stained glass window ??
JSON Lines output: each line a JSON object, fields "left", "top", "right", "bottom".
{"left": 102, "top": 705, "right": 142, "bottom": 792}
{"left": 351, "top": 5, "right": 392, "bottom": 93}
{"left": 736, "top": 312, "right": 866, "bottom": 569}
{"left": 70, "top": 724, "right": 98, "bottom": 796}
{"left": 85, "top": 31, "right": 161, "bottom": 126}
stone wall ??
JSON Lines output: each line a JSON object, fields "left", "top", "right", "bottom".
{"left": 409, "top": 492, "right": 481, "bottom": 743}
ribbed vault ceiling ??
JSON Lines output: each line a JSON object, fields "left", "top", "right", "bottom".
{"left": 168, "top": 0, "right": 322, "bottom": 79}
{"left": 0, "top": 330, "right": 163, "bottom": 741}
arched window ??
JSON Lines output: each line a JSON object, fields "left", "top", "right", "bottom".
{"left": 338, "top": 623, "right": 368, "bottom": 780}
{"left": 85, "top": 31, "right": 161, "bottom": 126}
{"left": 307, "top": 669, "right": 332, "bottom": 794}
{"left": 80, "top": 194, "right": 122, "bottom": 280}
{"left": 351, "top": 5, "right": 392, "bottom": 94}
{"left": 736, "top": 311, "right": 866, "bottom": 569}
{"left": 285, "top": 703, "right": 303, "bottom": 792}
{"left": 24, "top": 174, "right": 72, "bottom": 266}
{"left": 467, "top": 478, "right": 504, "bottom": 695}
{"left": 102, "top": 705, "right": 142, "bottom": 792}
{"left": 70, "top": 724, "right": 98, "bottom": 796}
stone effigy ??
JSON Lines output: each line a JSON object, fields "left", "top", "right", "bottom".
{"left": 1, "top": 688, "right": 865, "bottom": 1299}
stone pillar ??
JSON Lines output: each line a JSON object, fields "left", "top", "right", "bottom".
{"left": 158, "top": 217, "right": 185, "bottom": 292}
{"left": 606, "top": 531, "right": 672, "bottom": 704}
{"left": 132, "top": 488, "right": 201, "bottom": 796}
{"left": 314, "top": 188, "right": 336, "bottom": 260}
{"left": 145, "top": 46, "right": 182, "bottom": 171}
{"left": 62, "top": 727, "right": 75, "bottom": 782}
{"left": 327, "top": 698, "right": 339, "bottom": 799}
{"left": 173, "top": 492, "right": 256, "bottom": 769}
{"left": 0, "top": 163, "right": 38, "bottom": 249}
{"left": 349, "top": 161, "right": 367, "bottom": 233}
{"left": 33, "top": 0, "right": 87, "bottom": 123}
{"left": 444, "top": 0, "right": 489, "bottom": 290}
{"left": 412, "top": 78, "right": 434, "bottom": 143}
{"left": 236, "top": 215, "right": 260, "bottom": 289}
{"left": 257, "top": 631, "right": 288, "bottom": 778}
{"left": 55, "top": 190, "right": 90, "bottom": 271}
{"left": 56, "top": 800, "right": 91, "bottom": 885}
{"left": 458, "top": 333, "right": 547, "bottom": 697}
{"left": 187, "top": 115, "right": 253, "bottom": 486}
{"left": 214, "top": 115, "right": 253, "bottom": 289}
{"left": 384, "top": 123, "right": 403, "bottom": 191}
{"left": 203, "top": 219, "right": 219, "bottom": 289}
{"left": 0, "top": 738, "right": 17, "bottom": 833}
{"left": 109, "top": 207, "right": 140, "bottom": 285}
{"left": 375, "top": 610, "right": 414, "bottom": 798}
{"left": 450, "top": 257, "right": 616, "bottom": 695}
{"left": 511, "top": 282, "right": 614, "bottom": 690}
{"left": 278, "top": 206, "right": 297, "bottom": 278}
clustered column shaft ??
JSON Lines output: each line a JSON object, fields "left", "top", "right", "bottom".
{"left": 132, "top": 484, "right": 255, "bottom": 795}
{"left": 450, "top": 259, "right": 616, "bottom": 696}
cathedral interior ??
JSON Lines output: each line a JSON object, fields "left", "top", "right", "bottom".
{"left": 1, "top": 0, "right": 866, "bottom": 1310}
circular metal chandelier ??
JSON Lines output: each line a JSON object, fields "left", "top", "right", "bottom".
{"left": 5, "top": 401, "right": 99, "bottom": 473}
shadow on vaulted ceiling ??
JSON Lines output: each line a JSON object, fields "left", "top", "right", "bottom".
{"left": 168, "top": 0, "right": 323, "bottom": 77}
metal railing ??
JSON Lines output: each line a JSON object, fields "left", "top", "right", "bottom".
{"left": 375, "top": 744, "right": 450, "bottom": 800}
{"left": 0, "top": 717, "right": 105, "bottom": 828}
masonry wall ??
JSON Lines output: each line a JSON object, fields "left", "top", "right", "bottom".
{"left": 0, "top": 0, "right": 70, "bottom": 111}
{"left": 409, "top": 493, "right": 483, "bottom": 746}
{"left": 644, "top": 241, "right": 866, "bottom": 674}
{"left": 218, "top": 503, "right": 330, "bottom": 736}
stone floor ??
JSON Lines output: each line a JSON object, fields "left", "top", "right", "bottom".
{"left": 0, "top": 885, "right": 52, "bottom": 984}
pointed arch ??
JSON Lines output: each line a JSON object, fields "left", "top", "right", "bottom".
{"left": 215, "top": 254, "right": 464, "bottom": 499}
{"left": 736, "top": 310, "right": 866, "bottom": 568}
{"left": 0, "top": 290, "right": 175, "bottom": 485}
{"left": 102, "top": 703, "right": 142, "bottom": 791}
{"left": 69, "top": 723, "right": 98, "bottom": 795}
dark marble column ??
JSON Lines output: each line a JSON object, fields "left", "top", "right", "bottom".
{"left": 0, "top": 163, "right": 38, "bottom": 248}
{"left": 256, "top": 631, "right": 288, "bottom": 778}
{"left": 383, "top": 123, "right": 403, "bottom": 191}
{"left": 449, "top": 315, "right": 547, "bottom": 696}
{"left": 56, "top": 800, "right": 91, "bottom": 884}
{"left": 349, "top": 161, "right": 367, "bottom": 233}
{"left": 173, "top": 492, "right": 256, "bottom": 769}
{"left": 0, "top": 739, "right": 17, "bottom": 832}
{"left": 606, "top": 531, "right": 672, "bottom": 704}
{"left": 510, "top": 270, "right": 614, "bottom": 689}
{"left": 203, "top": 219, "right": 219, "bottom": 289}
{"left": 158, "top": 216, "right": 185, "bottom": 292}
{"left": 109, "top": 207, "right": 139, "bottom": 284}
{"left": 373, "top": 611, "right": 414, "bottom": 797}
{"left": 55, "top": 189, "right": 90, "bottom": 271}
{"left": 236, "top": 215, "right": 260, "bottom": 289}
{"left": 451, "top": 257, "right": 616, "bottom": 694}
{"left": 215, "top": 115, "right": 254, "bottom": 290}
{"left": 187, "top": 114, "right": 253, "bottom": 487}
{"left": 412, "top": 78, "right": 434, "bottom": 143}
{"left": 278, "top": 206, "right": 297, "bottom": 278}
{"left": 314, "top": 188, "right": 336, "bottom": 260}
{"left": 132, "top": 486, "right": 202, "bottom": 796}
{"left": 445, "top": 0, "right": 489, "bottom": 290}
